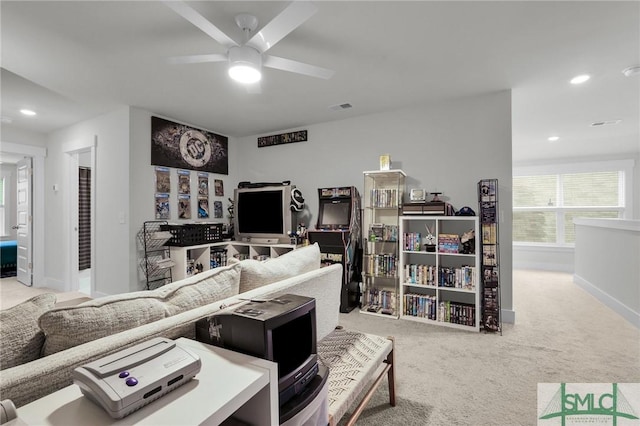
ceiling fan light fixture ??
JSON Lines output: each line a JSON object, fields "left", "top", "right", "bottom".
{"left": 228, "top": 46, "right": 262, "bottom": 84}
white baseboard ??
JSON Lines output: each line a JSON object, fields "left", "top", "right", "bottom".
{"left": 44, "top": 277, "right": 66, "bottom": 292}
{"left": 512, "top": 260, "right": 573, "bottom": 273}
{"left": 501, "top": 309, "right": 515, "bottom": 324}
{"left": 574, "top": 274, "right": 640, "bottom": 329}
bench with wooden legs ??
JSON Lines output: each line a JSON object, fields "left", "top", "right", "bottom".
{"left": 317, "top": 327, "right": 396, "bottom": 426}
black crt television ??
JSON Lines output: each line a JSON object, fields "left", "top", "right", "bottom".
{"left": 234, "top": 185, "right": 294, "bottom": 244}
{"left": 201, "top": 295, "right": 318, "bottom": 406}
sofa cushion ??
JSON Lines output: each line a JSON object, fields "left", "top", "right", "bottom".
{"left": 39, "top": 263, "right": 241, "bottom": 356}
{"left": 239, "top": 243, "right": 321, "bottom": 293}
{"left": 0, "top": 293, "right": 56, "bottom": 370}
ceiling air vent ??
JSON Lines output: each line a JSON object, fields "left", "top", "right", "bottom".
{"left": 591, "top": 120, "right": 622, "bottom": 127}
{"left": 329, "top": 103, "right": 353, "bottom": 111}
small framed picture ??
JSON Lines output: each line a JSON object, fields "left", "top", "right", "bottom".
{"left": 214, "top": 179, "right": 224, "bottom": 196}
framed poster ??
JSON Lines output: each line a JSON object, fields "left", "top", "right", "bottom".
{"left": 155, "top": 167, "right": 170, "bottom": 193}
{"left": 151, "top": 116, "right": 228, "bottom": 174}
{"left": 198, "top": 173, "right": 209, "bottom": 197}
{"left": 198, "top": 197, "right": 209, "bottom": 219}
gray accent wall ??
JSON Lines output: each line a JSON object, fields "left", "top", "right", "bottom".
{"left": 36, "top": 89, "right": 515, "bottom": 320}
{"left": 235, "top": 90, "right": 514, "bottom": 317}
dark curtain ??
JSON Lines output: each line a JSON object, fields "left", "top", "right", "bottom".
{"left": 79, "top": 167, "right": 91, "bottom": 270}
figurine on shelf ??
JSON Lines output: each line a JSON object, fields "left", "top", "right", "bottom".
{"left": 423, "top": 225, "right": 436, "bottom": 252}
{"left": 460, "top": 229, "right": 475, "bottom": 254}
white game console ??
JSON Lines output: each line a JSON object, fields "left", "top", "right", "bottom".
{"left": 72, "top": 337, "right": 201, "bottom": 419}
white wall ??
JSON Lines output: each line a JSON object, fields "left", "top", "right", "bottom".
{"left": 574, "top": 219, "right": 640, "bottom": 327}
{"left": 37, "top": 90, "right": 515, "bottom": 321}
{"left": 45, "top": 107, "right": 131, "bottom": 295}
{"left": 128, "top": 108, "right": 238, "bottom": 290}
{"left": 235, "top": 90, "right": 515, "bottom": 318}
{"left": 1, "top": 126, "right": 47, "bottom": 148}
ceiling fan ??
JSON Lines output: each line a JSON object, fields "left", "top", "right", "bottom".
{"left": 163, "top": 1, "right": 335, "bottom": 90}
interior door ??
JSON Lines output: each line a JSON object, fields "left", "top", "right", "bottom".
{"left": 16, "top": 157, "right": 32, "bottom": 286}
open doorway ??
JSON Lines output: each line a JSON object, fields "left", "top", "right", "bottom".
{"left": 78, "top": 152, "right": 91, "bottom": 295}
{"left": 66, "top": 144, "right": 95, "bottom": 297}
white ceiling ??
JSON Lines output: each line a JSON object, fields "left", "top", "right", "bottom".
{"left": 1, "top": 1, "right": 639, "bottom": 164}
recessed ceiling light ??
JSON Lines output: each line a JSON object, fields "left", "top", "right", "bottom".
{"left": 548, "top": 136, "right": 560, "bottom": 142}
{"left": 570, "top": 74, "right": 590, "bottom": 85}
{"left": 591, "top": 120, "right": 622, "bottom": 127}
{"left": 622, "top": 66, "right": 640, "bottom": 77}
{"left": 20, "top": 109, "right": 37, "bottom": 116}
{"left": 329, "top": 103, "right": 353, "bottom": 111}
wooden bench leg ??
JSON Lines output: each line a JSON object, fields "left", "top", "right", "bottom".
{"left": 387, "top": 336, "right": 396, "bottom": 407}
{"left": 343, "top": 336, "right": 396, "bottom": 425}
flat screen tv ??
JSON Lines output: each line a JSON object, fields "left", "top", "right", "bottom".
{"left": 204, "top": 294, "right": 318, "bottom": 406}
{"left": 234, "top": 185, "right": 294, "bottom": 244}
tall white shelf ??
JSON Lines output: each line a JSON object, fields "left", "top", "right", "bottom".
{"left": 360, "top": 170, "right": 406, "bottom": 319}
{"left": 399, "top": 215, "right": 481, "bottom": 331}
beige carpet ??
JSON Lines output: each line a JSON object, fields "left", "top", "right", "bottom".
{"left": 0, "top": 277, "right": 90, "bottom": 310}
{"left": 338, "top": 269, "right": 640, "bottom": 425}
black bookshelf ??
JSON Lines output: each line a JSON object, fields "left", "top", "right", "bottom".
{"left": 478, "top": 179, "right": 502, "bottom": 334}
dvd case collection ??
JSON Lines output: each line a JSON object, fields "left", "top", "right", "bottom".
{"left": 366, "top": 253, "right": 397, "bottom": 277}
{"left": 369, "top": 188, "right": 400, "bottom": 208}
{"left": 369, "top": 223, "right": 399, "bottom": 242}
{"left": 403, "top": 294, "right": 476, "bottom": 326}
{"left": 363, "top": 288, "right": 396, "bottom": 315}
{"left": 403, "top": 264, "right": 476, "bottom": 290}
{"left": 478, "top": 178, "right": 501, "bottom": 333}
{"left": 438, "top": 233, "right": 461, "bottom": 253}
{"left": 402, "top": 232, "right": 424, "bottom": 251}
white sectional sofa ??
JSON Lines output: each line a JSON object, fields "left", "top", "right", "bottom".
{"left": 0, "top": 243, "right": 342, "bottom": 408}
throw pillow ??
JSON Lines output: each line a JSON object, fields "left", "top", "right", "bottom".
{"left": 155, "top": 263, "right": 241, "bottom": 315}
{"left": 239, "top": 243, "right": 321, "bottom": 293}
{"left": 0, "top": 293, "right": 56, "bottom": 370}
{"left": 39, "top": 263, "right": 241, "bottom": 356}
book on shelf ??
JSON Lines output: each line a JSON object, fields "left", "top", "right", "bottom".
{"left": 438, "top": 233, "right": 460, "bottom": 253}
{"left": 482, "top": 223, "right": 497, "bottom": 244}
{"left": 370, "top": 188, "right": 399, "bottom": 208}
{"left": 404, "top": 293, "right": 437, "bottom": 320}
{"left": 479, "top": 180, "right": 496, "bottom": 202}
{"left": 402, "top": 232, "right": 423, "bottom": 251}
{"left": 482, "top": 245, "right": 497, "bottom": 266}
{"left": 404, "top": 264, "right": 437, "bottom": 286}
{"left": 438, "top": 266, "right": 476, "bottom": 290}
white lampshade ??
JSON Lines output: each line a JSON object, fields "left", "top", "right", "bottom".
{"left": 228, "top": 46, "right": 262, "bottom": 84}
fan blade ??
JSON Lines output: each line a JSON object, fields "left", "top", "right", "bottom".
{"left": 264, "top": 55, "right": 334, "bottom": 79}
{"left": 168, "top": 54, "right": 228, "bottom": 65}
{"left": 163, "top": 1, "right": 237, "bottom": 49}
{"left": 246, "top": 1, "right": 317, "bottom": 53}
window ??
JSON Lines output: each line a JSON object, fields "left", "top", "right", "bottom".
{"left": 513, "top": 160, "right": 633, "bottom": 246}
{"left": 0, "top": 175, "right": 5, "bottom": 237}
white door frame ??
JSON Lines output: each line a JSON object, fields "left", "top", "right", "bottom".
{"left": 0, "top": 142, "right": 46, "bottom": 287}
{"left": 64, "top": 136, "right": 97, "bottom": 293}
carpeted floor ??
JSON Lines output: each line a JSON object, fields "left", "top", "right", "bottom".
{"left": 1, "top": 270, "right": 638, "bottom": 425}
{"left": 338, "top": 269, "right": 640, "bottom": 425}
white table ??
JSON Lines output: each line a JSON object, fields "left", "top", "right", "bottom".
{"left": 17, "top": 338, "right": 279, "bottom": 426}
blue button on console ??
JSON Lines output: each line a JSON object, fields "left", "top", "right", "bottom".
{"left": 118, "top": 371, "right": 129, "bottom": 378}
{"left": 125, "top": 377, "right": 138, "bottom": 387}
